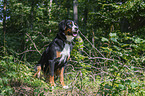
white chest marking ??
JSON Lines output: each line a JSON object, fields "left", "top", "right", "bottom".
{"left": 60, "top": 43, "right": 70, "bottom": 62}
{"left": 66, "top": 35, "right": 74, "bottom": 42}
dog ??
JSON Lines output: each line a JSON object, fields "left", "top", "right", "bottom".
{"left": 33, "top": 20, "right": 79, "bottom": 89}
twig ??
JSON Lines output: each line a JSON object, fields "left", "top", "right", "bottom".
{"left": 89, "top": 57, "right": 114, "bottom": 61}
{"left": 26, "top": 33, "right": 42, "bottom": 55}
{"left": 18, "top": 50, "right": 37, "bottom": 55}
{"left": 79, "top": 31, "right": 105, "bottom": 58}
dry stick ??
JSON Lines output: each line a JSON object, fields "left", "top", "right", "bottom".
{"left": 79, "top": 31, "right": 105, "bottom": 58}
{"left": 18, "top": 50, "right": 37, "bottom": 55}
{"left": 89, "top": 57, "right": 114, "bottom": 61}
{"left": 79, "top": 32, "right": 114, "bottom": 65}
{"left": 26, "top": 33, "right": 42, "bottom": 55}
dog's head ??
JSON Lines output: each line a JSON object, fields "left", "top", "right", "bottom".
{"left": 59, "top": 20, "right": 79, "bottom": 38}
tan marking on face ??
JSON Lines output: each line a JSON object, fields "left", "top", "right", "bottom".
{"left": 64, "top": 28, "right": 72, "bottom": 35}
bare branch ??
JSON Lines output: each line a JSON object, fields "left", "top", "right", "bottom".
{"left": 89, "top": 57, "right": 114, "bottom": 61}
{"left": 18, "top": 50, "right": 37, "bottom": 55}
{"left": 79, "top": 31, "right": 105, "bottom": 58}
{"left": 26, "top": 33, "right": 42, "bottom": 55}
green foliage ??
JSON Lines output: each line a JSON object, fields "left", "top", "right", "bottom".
{"left": 99, "top": 31, "right": 145, "bottom": 95}
{"left": 0, "top": 0, "right": 145, "bottom": 95}
{"left": 0, "top": 55, "right": 49, "bottom": 95}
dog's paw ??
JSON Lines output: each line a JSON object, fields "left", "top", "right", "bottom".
{"left": 63, "top": 85, "right": 69, "bottom": 89}
{"left": 51, "top": 86, "right": 54, "bottom": 89}
{"left": 51, "top": 84, "right": 56, "bottom": 89}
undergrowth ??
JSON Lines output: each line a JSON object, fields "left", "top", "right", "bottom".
{"left": 0, "top": 32, "right": 145, "bottom": 95}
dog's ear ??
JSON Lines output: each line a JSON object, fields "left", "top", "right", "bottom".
{"left": 59, "top": 20, "right": 66, "bottom": 31}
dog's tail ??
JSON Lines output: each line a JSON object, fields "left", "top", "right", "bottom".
{"left": 33, "top": 64, "right": 41, "bottom": 78}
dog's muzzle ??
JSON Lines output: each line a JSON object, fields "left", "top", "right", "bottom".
{"left": 72, "top": 28, "right": 79, "bottom": 37}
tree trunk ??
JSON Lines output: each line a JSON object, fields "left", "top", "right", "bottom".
{"left": 73, "top": 0, "right": 78, "bottom": 23}
{"left": 84, "top": 3, "right": 88, "bottom": 32}
{"left": 3, "top": 0, "right": 7, "bottom": 55}
{"left": 30, "top": 0, "right": 34, "bottom": 30}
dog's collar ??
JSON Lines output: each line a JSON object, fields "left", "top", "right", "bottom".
{"left": 58, "top": 33, "right": 71, "bottom": 44}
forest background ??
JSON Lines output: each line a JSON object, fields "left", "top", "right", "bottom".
{"left": 0, "top": 0, "right": 145, "bottom": 95}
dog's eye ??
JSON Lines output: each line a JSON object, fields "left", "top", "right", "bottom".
{"left": 67, "top": 22, "right": 72, "bottom": 27}
{"left": 74, "top": 23, "right": 77, "bottom": 26}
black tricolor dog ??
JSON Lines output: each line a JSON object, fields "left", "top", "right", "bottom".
{"left": 33, "top": 20, "right": 79, "bottom": 88}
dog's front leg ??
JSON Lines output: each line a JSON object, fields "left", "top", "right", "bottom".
{"left": 60, "top": 66, "right": 69, "bottom": 89}
{"left": 60, "top": 67, "right": 65, "bottom": 86}
{"left": 49, "top": 60, "right": 56, "bottom": 87}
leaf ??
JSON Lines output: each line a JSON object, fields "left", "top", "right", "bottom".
{"left": 130, "top": 82, "right": 138, "bottom": 88}
{"left": 130, "top": 44, "right": 138, "bottom": 48}
{"left": 121, "top": 44, "right": 130, "bottom": 47}
{"left": 134, "top": 38, "right": 142, "bottom": 43}
{"left": 110, "top": 38, "right": 118, "bottom": 42}
{"left": 109, "top": 33, "right": 117, "bottom": 37}
{"left": 142, "top": 40, "right": 145, "bottom": 43}
{"left": 118, "top": 84, "right": 124, "bottom": 89}
{"left": 113, "top": 45, "right": 121, "bottom": 51}
{"left": 101, "top": 37, "right": 109, "bottom": 42}
{"left": 9, "top": 55, "right": 13, "bottom": 60}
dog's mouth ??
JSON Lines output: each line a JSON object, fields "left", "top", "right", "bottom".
{"left": 72, "top": 29, "right": 79, "bottom": 37}
{"left": 72, "top": 31, "right": 78, "bottom": 37}
{"left": 65, "top": 28, "right": 79, "bottom": 37}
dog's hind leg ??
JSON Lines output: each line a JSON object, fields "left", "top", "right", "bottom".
{"left": 49, "top": 60, "right": 56, "bottom": 87}
{"left": 33, "top": 65, "right": 41, "bottom": 78}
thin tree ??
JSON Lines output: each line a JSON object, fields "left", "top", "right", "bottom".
{"left": 73, "top": 0, "right": 78, "bottom": 23}
{"left": 3, "top": 0, "right": 7, "bottom": 55}
{"left": 73, "top": 0, "right": 84, "bottom": 54}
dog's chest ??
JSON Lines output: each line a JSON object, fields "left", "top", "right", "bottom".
{"left": 59, "top": 43, "right": 70, "bottom": 62}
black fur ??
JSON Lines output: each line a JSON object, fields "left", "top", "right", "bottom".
{"left": 38, "top": 20, "right": 79, "bottom": 76}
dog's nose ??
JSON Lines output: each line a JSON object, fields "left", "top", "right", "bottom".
{"left": 75, "top": 28, "right": 78, "bottom": 31}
